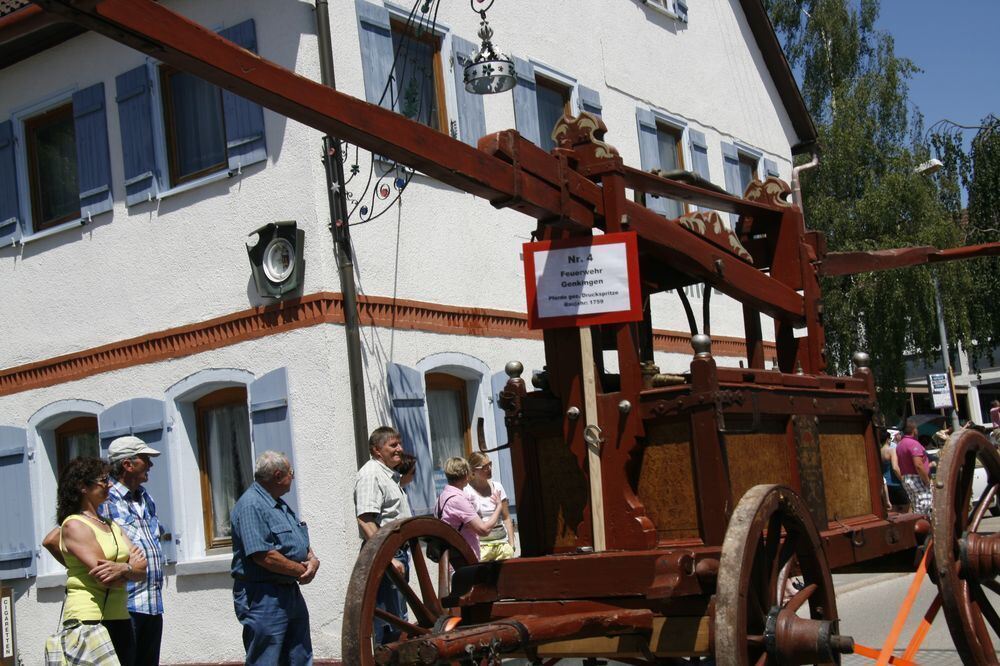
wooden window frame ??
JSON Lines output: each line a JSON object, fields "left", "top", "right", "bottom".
{"left": 655, "top": 122, "right": 688, "bottom": 215}
{"left": 738, "top": 152, "right": 759, "bottom": 192}
{"left": 24, "top": 102, "right": 80, "bottom": 231}
{"left": 424, "top": 372, "right": 472, "bottom": 458}
{"left": 195, "top": 386, "right": 249, "bottom": 550}
{"left": 389, "top": 20, "right": 449, "bottom": 133}
{"left": 159, "top": 64, "right": 229, "bottom": 187}
{"left": 55, "top": 415, "right": 99, "bottom": 477}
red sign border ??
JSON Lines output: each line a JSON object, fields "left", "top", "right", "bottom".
{"left": 523, "top": 231, "right": 643, "bottom": 330}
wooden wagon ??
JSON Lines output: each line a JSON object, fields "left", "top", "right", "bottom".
{"left": 27, "top": 2, "right": 1000, "bottom": 662}
{"left": 340, "top": 116, "right": 1000, "bottom": 665}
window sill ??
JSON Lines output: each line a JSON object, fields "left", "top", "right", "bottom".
{"left": 18, "top": 217, "right": 88, "bottom": 245}
{"left": 643, "top": 0, "right": 685, "bottom": 21}
{"left": 155, "top": 168, "right": 233, "bottom": 202}
{"left": 174, "top": 552, "right": 232, "bottom": 576}
{"left": 36, "top": 571, "right": 68, "bottom": 589}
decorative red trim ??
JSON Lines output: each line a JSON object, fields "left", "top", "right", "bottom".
{"left": 0, "top": 293, "right": 774, "bottom": 396}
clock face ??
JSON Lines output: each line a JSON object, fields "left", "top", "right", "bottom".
{"left": 262, "top": 237, "right": 295, "bottom": 283}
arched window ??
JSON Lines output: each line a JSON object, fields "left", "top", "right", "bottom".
{"left": 55, "top": 416, "right": 99, "bottom": 477}
{"left": 194, "top": 387, "right": 253, "bottom": 548}
{"left": 425, "top": 372, "right": 471, "bottom": 495}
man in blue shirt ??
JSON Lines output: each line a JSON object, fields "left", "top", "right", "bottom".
{"left": 231, "top": 450, "right": 319, "bottom": 665}
{"left": 102, "top": 435, "right": 166, "bottom": 666}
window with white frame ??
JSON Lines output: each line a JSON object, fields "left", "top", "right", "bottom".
{"left": 424, "top": 372, "right": 472, "bottom": 496}
{"left": 355, "top": 0, "right": 488, "bottom": 148}
{"left": 114, "top": 18, "right": 267, "bottom": 205}
{"left": 55, "top": 416, "right": 99, "bottom": 477}
{"left": 194, "top": 386, "right": 253, "bottom": 549}
{"left": 636, "top": 107, "right": 688, "bottom": 218}
{"left": 0, "top": 83, "right": 113, "bottom": 245}
{"left": 641, "top": 0, "right": 689, "bottom": 22}
{"left": 511, "top": 59, "right": 602, "bottom": 153}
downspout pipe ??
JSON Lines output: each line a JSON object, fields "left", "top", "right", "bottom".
{"left": 316, "top": 0, "right": 370, "bottom": 469}
{"left": 791, "top": 152, "right": 819, "bottom": 209}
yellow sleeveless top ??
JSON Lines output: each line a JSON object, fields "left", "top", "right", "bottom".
{"left": 60, "top": 515, "right": 130, "bottom": 621}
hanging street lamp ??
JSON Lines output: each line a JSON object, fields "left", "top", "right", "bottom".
{"left": 463, "top": 0, "right": 516, "bottom": 95}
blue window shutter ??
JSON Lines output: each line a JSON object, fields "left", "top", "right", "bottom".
{"left": 99, "top": 399, "right": 177, "bottom": 562}
{"left": 387, "top": 363, "right": 434, "bottom": 515}
{"left": 219, "top": 20, "right": 268, "bottom": 172}
{"left": 355, "top": 0, "right": 396, "bottom": 110}
{"left": 636, "top": 107, "right": 669, "bottom": 215}
{"left": 673, "top": 0, "right": 689, "bottom": 22}
{"left": 511, "top": 56, "right": 540, "bottom": 146}
{"left": 764, "top": 158, "right": 779, "bottom": 178}
{"left": 73, "top": 83, "right": 113, "bottom": 220}
{"left": 490, "top": 370, "right": 516, "bottom": 513}
{"left": 115, "top": 65, "right": 158, "bottom": 205}
{"left": 451, "top": 35, "right": 487, "bottom": 146}
{"left": 250, "top": 368, "right": 299, "bottom": 515}
{"left": 577, "top": 85, "right": 602, "bottom": 117}
{"left": 0, "top": 120, "right": 22, "bottom": 245}
{"left": 98, "top": 400, "right": 133, "bottom": 454}
{"left": 130, "top": 398, "right": 177, "bottom": 563}
{"left": 0, "top": 426, "right": 36, "bottom": 579}
{"left": 688, "top": 129, "right": 710, "bottom": 181}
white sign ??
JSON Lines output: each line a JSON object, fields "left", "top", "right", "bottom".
{"left": 534, "top": 243, "right": 631, "bottom": 319}
{"left": 1, "top": 595, "right": 12, "bottom": 659}
{"left": 928, "top": 372, "right": 953, "bottom": 410}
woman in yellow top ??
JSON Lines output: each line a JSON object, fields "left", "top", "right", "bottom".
{"left": 45, "top": 457, "right": 147, "bottom": 665}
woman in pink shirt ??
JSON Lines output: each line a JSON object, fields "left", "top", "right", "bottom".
{"left": 434, "top": 457, "right": 502, "bottom": 561}
{"left": 896, "top": 420, "right": 932, "bottom": 515}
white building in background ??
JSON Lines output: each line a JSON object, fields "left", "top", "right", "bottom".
{"left": 0, "top": 0, "right": 815, "bottom": 661}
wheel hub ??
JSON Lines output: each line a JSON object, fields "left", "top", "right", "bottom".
{"left": 959, "top": 532, "right": 1000, "bottom": 582}
{"left": 763, "top": 601, "right": 854, "bottom": 664}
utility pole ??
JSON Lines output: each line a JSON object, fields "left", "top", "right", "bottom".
{"left": 316, "top": 0, "right": 370, "bottom": 468}
{"left": 933, "top": 274, "right": 962, "bottom": 431}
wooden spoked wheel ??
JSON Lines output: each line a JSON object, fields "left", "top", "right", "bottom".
{"left": 341, "top": 516, "right": 477, "bottom": 666}
{"left": 932, "top": 428, "right": 1000, "bottom": 665}
{"left": 716, "top": 484, "right": 852, "bottom": 665}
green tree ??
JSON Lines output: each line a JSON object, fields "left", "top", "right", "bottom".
{"left": 764, "top": 0, "right": 982, "bottom": 420}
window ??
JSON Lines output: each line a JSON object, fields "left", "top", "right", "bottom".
{"left": 55, "top": 416, "right": 99, "bottom": 476}
{"left": 195, "top": 387, "right": 253, "bottom": 549}
{"left": 655, "top": 123, "right": 686, "bottom": 218}
{"left": 0, "top": 83, "right": 112, "bottom": 245}
{"left": 115, "top": 19, "right": 267, "bottom": 206}
{"left": 641, "top": 0, "right": 688, "bottom": 21}
{"left": 738, "top": 153, "right": 758, "bottom": 195}
{"left": 425, "top": 373, "right": 471, "bottom": 496}
{"left": 535, "top": 76, "right": 571, "bottom": 152}
{"left": 389, "top": 20, "right": 447, "bottom": 132}
{"left": 25, "top": 103, "right": 80, "bottom": 231}
{"left": 159, "top": 65, "right": 228, "bottom": 186}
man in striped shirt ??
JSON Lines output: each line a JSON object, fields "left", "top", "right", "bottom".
{"left": 101, "top": 435, "right": 165, "bottom": 666}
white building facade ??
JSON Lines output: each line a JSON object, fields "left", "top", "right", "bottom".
{"left": 0, "top": 0, "right": 814, "bottom": 661}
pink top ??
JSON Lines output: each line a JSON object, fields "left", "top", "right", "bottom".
{"left": 435, "top": 485, "right": 481, "bottom": 560}
{"left": 896, "top": 435, "right": 928, "bottom": 476}
{"left": 991, "top": 406, "right": 1000, "bottom": 428}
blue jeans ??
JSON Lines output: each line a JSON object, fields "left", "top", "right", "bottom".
{"left": 374, "top": 547, "right": 410, "bottom": 644}
{"left": 233, "top": 581, "right": 313, "bottom": 666}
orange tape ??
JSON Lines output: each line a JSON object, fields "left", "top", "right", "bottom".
{"left": 852, "top": 643, "right": 919, "bottom": 666}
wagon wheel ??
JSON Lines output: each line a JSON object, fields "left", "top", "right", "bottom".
{"left": 932, "top": 428, "right": 1000, "bottom": 665}
{"left": 716, "top": 484, "right": 853, "bottom": 665}
{"left": 342, "top": 516, "right": 478, "bottom": 666}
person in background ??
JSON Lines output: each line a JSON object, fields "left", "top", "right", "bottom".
{"left": 230, "top": 451, "right": 318, "bottom": 665}
{"left": 100, "top": 435, "right": 166, "bottom": 666}
{"left": 991, "top": 400, "right": 1000, "bottom": 430}
{"left": 464, "top": 452, "right": 516, "bottom": 560}
{"left": 897, "top": 419, "right": 933, "bottom": 515}
{"left": 397, "top": 452, "right": 417, "bottom": 490}
{"left": 355, "top": 427, "right": 411, "bottom": 644}
{"left": 880, "top": 429, "right": 908, "bottom": 512}
{"left": 434, "top": 457, "right": 502, "bottom": 561}
{"left": 43, "top": 457, "right": 148, "bottom": 665}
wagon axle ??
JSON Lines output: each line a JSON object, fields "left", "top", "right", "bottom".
{"left": 959, "top": 533, "right": 1000, "bottom": 583}
{"left": 763, "top": 604, "right": 854, "bottom": 664}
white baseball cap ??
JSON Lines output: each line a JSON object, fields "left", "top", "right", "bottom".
{"left": 107, "top": 435, "right": 161, "bottom": 463}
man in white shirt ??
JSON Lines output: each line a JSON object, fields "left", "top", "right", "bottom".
{"left": 354, "top": 426, "right": 411, "bottom": 644}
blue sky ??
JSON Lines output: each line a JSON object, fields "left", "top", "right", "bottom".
{"left": 876, "top": 1, "right": 1000, "bottom": 137}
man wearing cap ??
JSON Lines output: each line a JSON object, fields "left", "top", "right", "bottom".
{"left": 100, "top": 435, "right": 166, "bottom": 666}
